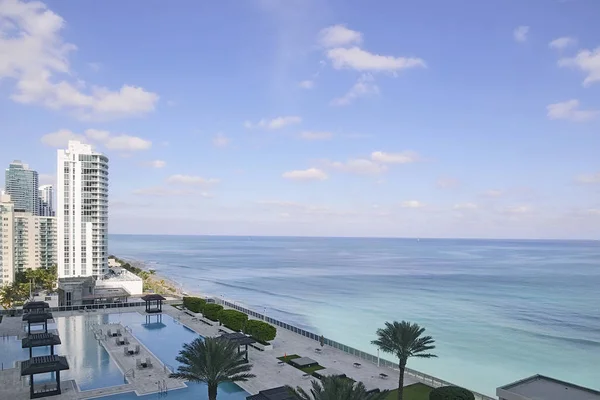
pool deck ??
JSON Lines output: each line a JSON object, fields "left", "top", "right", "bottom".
{"left": 0, "top": 305, "right": 418, "bottom": 399}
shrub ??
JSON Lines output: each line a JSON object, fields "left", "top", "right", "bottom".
{"left": 245, "top": 320, "right": 277, "bottom": 344}
{"left": 218, "top": 309, "right": 248, "bottom": 331}
{"left": 202, "top": 304, "right": 223, "bottom": 321}
{"left": 183, "top": 296, "right": 206, "bottom": 313}
{"left": 429, "top": 386, "right": 475, "bottom": 400}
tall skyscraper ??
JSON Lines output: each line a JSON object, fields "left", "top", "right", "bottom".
{"left": 0, "top": 194, "right": 57, "bottom": 286}
{"left": 39, "top": 184, "right": 55, "bottom": 216}
{"left": 57, "top": 141, "right": 109, "bottom": 278}
{"left": 5, "top": 160, "right": 39, "bottom": 215}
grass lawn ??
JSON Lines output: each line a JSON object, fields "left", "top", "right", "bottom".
{"left": 384, "top": 383, "right": 432, "bottom": 400}
{"left": 277, "top": 354, "right": 325, "bottom": 375}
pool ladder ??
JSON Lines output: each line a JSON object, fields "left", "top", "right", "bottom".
{"left": 158, "top": 379, "right": 168, "bottom": 396}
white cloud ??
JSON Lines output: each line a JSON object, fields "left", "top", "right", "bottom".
{"left": 483, "top": 189, "right": 504, "bottom": 198}
{"left": 282, "top": 168, "right": 328, "bottom": 181}
{"left": 166, "top": 175, "right": 219, "bottom": 185}
{"left": 371, "top": 150, "right": 420, "bottom": 164}
{"left": 212, "top": 133, "right": 231, "bottom": 147}
{"left": 299, "top": 80, "right": 314, "bottom": 89}
{"left": 88, "top": 62, "right": 101, "bottom": 72}
{"left": 40, "top": 129, "right": 86, "bottom": 147}
{"left": 401, "top": 200, "right": 425, "bottom": 209}
{"left": 575, "top": 172, "right": 600, "bottom": 184}
{"left": 546, "top": 99, "right": 599, "bottom": 122}
{"left": 454, "top": 203, "right": 478, "bottom": 210}
{"left": 558, "top": 47, "right": 600, "bottom": 87}
{"left": 144, "top": 160, "right": 166, "bottom": 169}
{"left": 325, "top": 158, "right": 387, "bottom": 175}
{"left": 132, "top": 186, "right": 210, "bottom": 197}
{"left": 245, "top": 116, "right": 302, "bottom": 129}
{"left": 0, "top": 0, "right": 159, "bottom": 120}
{"left": 331, "top": 74, "right": 379, "bottom": 106}
{"left": 503, "top": 205, "right": 532, "bottom": 215}
{"left": 40, "top": 129, "right": 152, "bottom": 151}
{"left": 513, "top": 26, "right": 529, "bottom": 42}
{"left": 549, "top": 36, "right": 576, "bottom": 50}
{"left": 327, "top": 46, "right": 426, "bottom": 72}
{"left": 436, "top": 177, "right": 460, "bottom": 189}
{"left": 299, "top": 131, "right": 333, "bottom": 140}
{"left": 318, "top": 24, "right": 363, "bottom": 48}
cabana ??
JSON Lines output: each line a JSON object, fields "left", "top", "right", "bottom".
{"left": 22, "top": 311, "right": 53, "bottom": 334}
{"left": 22, "top": 333, "right": 61, "bottom": 358}
{"left": 218, "top": 332, "right": 256, "bottom": 363}
{"left": 23, "top": 301, "right": 50, "bottom": 313}
{"left": 247, "top": 386, "right": 298, "bottom": 400}
{"left": 20, "top": 355, "right": 70, "bottom": 399}
{"left": 141, "top": 294, "right": 166, "bottom": 313}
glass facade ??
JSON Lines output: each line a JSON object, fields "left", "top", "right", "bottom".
{"left": 5, "top": 160, "right": 39, "bottom": 215}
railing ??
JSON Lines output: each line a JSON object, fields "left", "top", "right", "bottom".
{"left": 218, "top": 298, "right": 495, "bottom": 400}
{"left": 0, "top": 299, "right": 179, "bottom": 316}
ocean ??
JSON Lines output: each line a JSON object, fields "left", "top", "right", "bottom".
{"left": 108, "top": 235, "right": 600, "bottom": 396}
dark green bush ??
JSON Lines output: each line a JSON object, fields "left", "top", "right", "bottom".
{"left": 202, "top": 304, "right": 223, "bottom": 321}
{"left": 183, "top": 296, "right": 206, "bottom": 313}
{"left": 245, "top": 320, "right": 277, "bottom": 344}
{"left": 218, "top": 309, "right": 248, "bottom": 331}
{"left": 429, "top": 386, "right": 475, "bottom": 400}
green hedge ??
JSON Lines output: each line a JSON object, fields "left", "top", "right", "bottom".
{"left": 202, "top": 304, "right": 223, "bottom": 321}
{"left": 218, "top": 309, "right": 248, "bottom": 331}
{"left": 245, "top": 319, "right": 277, "bottom": 344}
{"left": 183, "top": 296, "right": 206, "bottom": 313}
{"left": 429, "top": 386, "right": 475, "bottom": 400}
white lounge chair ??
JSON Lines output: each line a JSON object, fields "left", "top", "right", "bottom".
{"left": 134, "top": 344, "right": 140, "bottom": 354}
{"left": 123, "top": 346, "right": 129, "bottom": 356}
{"left": 136, "top": 358, "right": 143, "bottom": 369}
{"left": 145, "top": 357, "right": 152, "bottom": 368}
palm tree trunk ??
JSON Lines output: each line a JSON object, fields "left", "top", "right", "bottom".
{"left": 397, "top": 361, "right": 406, "bottom": 400}
{"left": 208, "top": 383, "right": 218, "bottom": 400}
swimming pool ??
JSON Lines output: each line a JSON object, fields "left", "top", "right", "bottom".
{"left": 99, "top": 312, "right": 248, "bottom": 400}
{"left": 0, "top": 314, "right": 124, "bottom": 390}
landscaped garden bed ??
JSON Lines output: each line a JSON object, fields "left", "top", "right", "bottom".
{"left": 277, "top": 354, "right": 325, "bottom": 375}
{"left": 383, "top": 383, "right": 432, "bottom": 400}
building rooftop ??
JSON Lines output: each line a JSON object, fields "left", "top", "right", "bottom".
{"left": 497, "top": 375, "right": 600, "bottom": 400}
{"left": 100, "top": 268, "right": 142, "bottom": 282}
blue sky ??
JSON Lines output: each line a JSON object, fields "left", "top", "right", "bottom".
{"left": 1, "top": 0, "right": 599, "bottom": 238}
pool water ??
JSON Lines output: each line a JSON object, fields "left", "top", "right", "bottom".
{"left": 0, "top": 315, "right": 124, "bottom": 390}
{"left": 99, "top": 312, "right": 248, "bottom": 400}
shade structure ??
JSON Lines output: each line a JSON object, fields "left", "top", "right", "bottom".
{"left": 22, "top": 312, "right": 53, "bottom": 334}
{"left": 247, "top": 386, "right": 298, "bottom": 400}
{"left": 141, "top": 294, "right": 166, "bottom": 313}
{"left": 20, "top": 355, "right": 69, "bottom": 399}
{"left": 218, "top": 332, "right": 256, "bottom": 363}
{"left": 22, "top": 333, "right": 62, "bottom": 357}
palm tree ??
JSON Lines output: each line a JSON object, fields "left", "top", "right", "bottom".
{"left": 290, "top": 375, "right": 389, "bottom": 400}
{"left": 169, "top": 337, "right": 255, "bottom": 400}
{"left": 371, "top": 321, "right": 436, "bottom": 400}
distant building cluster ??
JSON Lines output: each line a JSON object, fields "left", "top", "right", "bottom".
{"left": 1, "top": 141, "right": 112, "bottom": 298}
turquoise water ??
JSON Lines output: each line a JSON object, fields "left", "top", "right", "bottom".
{"left": 0, "top": 315, "right": 124, "bottom": 390}
{"left": 99, "top": 312, "right": 247, "bottom": 400}
{"left": 109, "top": 235, "right": 600, "bottom": 396}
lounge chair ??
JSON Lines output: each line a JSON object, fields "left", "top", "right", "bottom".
{"left": 124, "top": 346, "right": 129, "bottom": 356}
{"left": 145, "top": 357, "right": 152, "bottom": 368}
{"left": 115, "top": 337, "right": 121, "bottom": 345}
{"left": 107, "top": 329, "right": 112, "bottom": 337}
{"left": 135, "top": 345, "right": 140, "bottom": 354}
{"left": 136, "top": 358, "right": 143, "bottom": 369}
{"left": 116, "top": 328, "right": 122, "bottom": 336}
{"left": 124, "top": 337, "right": 130, "bottom": 345}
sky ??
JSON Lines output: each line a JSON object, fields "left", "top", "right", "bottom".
{"left": 0, "top": 0, "right": 599, "bottom": 239}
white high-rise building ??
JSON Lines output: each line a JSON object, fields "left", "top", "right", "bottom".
{"left": 39, "top": 184, "right": 55, "bottom": 216}
{"left": 57, "top": 141, "right": 109, "bottom": 279}
{"left": 0, "top": 194, "right": 57, "bottom": 286}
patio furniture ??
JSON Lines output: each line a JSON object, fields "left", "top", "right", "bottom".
{"left": 107, "top": 329, "right": 112, "bottom": 337}
{"left": 123, "top": 346, "right": 130, "bottom": 356}
{"left": 134, "top": 345, "right": 140, "bottom": 355}
{"left": 116, "top": 329, "right": 122, "bottom": 336}
{"left": 145, "top": 357, "right": 152, "bottom": 368}
{"left": 353, "top": 362, "right": 362, "bottom": 368}
{"left": 314, "top": 348, "right": 322, "bottom": 354}
{"left": 302, "top": 374, "right": 311, "bottom": 379}
{"left": 277, "top": 361, "right": 285, "bottom": 366}
{"left": 115, "top": 337, "right": 122, "bottom": 346}
{"left": 136, "top": 359, "right": 143, "bottom": 369}
{"left": 379, "top": 373, "right": 388, "bottom": 379}
{"left": 124, "top": 337, "right": 130, "bottom": 345}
